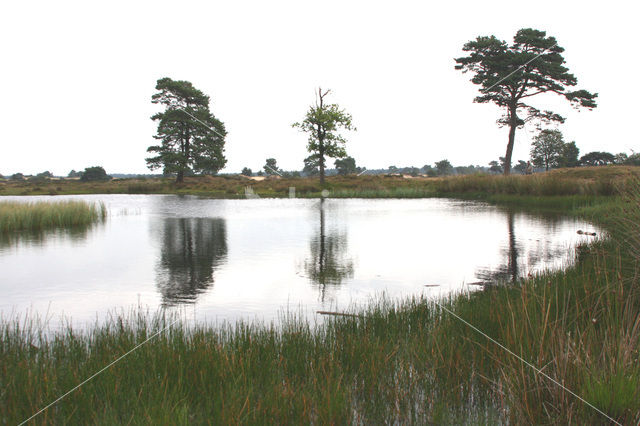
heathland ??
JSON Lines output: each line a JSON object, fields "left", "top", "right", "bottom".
{"left": 1, "top": 166, "right": 639, "bottom": 424}
{"left": 1, "top": 165, "right": 639, "bottom": 199}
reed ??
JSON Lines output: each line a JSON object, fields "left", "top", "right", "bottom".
{"left": 433, "top": 168, "right": 638, "bottom": 196}
{"left": 2, "top": 174, "right": 640, "bottom": 424}
{"left": 1, "top": 166, "right": 638, "bottom": 199}
{"left": 0, "top": 200, "right": 106, "bottom": 233}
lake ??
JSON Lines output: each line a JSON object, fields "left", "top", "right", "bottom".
{"left": 0, "top": 195, "right": 599, "bottom": 328}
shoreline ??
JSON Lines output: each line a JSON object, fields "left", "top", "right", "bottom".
{"left": 1, "top": 169, "right": 639, "bottom": 424}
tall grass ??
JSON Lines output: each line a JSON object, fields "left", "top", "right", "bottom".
{"left": 0, "top": 302, "right": 502, "bottom": 424}
{"left": 0, "top": 200, "right": 106, "bottom": 233}
{"left": 434, "top": 171, "right": 628, "bottom": 196}
{"left": 1, "top": 176, "right": 640, "bottom": 424}
{"left": 1, "top": 166, "right": 638, "bottom": 199}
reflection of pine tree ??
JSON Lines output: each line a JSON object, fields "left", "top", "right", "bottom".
{"left": 475, "top": 210, "right": 566, "bottom": 284}
{"left": 476, "top": 210, "right": 521, "bottom": 283}
{"left": 156, "top": 218, "right": 227, "bottom": 305}
{"left": 304, "top": 199, "right": 353, "bottom": 301}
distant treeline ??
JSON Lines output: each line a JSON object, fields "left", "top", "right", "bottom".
{"left": 2, "top": 150, "right": 638, "bottom": 183}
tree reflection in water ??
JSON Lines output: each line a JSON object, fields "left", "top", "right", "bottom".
{"left": 304, "top": 198, "right": 353, "bottom": 302}
{"left": 475, "top": 210, "right": 567, "bottom": 284}
{"left": 156, "top": 217, "right": 227, "bottom": 305}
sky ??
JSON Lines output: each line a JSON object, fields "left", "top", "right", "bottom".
{"left": 1, "top": 0, "right": 638, "bottom": 176}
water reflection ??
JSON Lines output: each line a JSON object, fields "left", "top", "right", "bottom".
{"left": 0, "top": 196, "right": 599, "bottom": 328}
{"left": 475, "top": 210, "right": 571, "bottom": 283}
{"left": 155, "top": 217, "right": 227, "bottom": 305}
{"left": 304, "top": 199, "right": 354, "bottom": 301}
{"left": 0, "top": 225, "right": 96, "bottom": 250}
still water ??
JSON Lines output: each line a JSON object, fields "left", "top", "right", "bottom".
{"left": 0, "top": 195, "right": 599, "bottom": 327}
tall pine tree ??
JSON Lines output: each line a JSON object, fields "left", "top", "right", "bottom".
{"left": 147, "top": 78, "right": 227, "bottom": 182}
{"left": 455, "top": 29, "right": 597, "bottom": 174}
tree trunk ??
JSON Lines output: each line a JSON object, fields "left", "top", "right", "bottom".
{"left": 177, "top": 123, "right": 190, "bottom": 184}
{"left": 317, "top": 88, "right": 326, "bottom": 187}
{"left": 503, "top": 104, "right": 518, "bottom": 175}
{"left": 319, "top": 146, "right": 325, "bottom": 186}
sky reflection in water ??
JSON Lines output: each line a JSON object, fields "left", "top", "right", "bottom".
{"left": 0, "top": 195, "right": 599, "bottom": 328}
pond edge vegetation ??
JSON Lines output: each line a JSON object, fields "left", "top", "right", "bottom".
{"left": 0, "top": 200, "right": 107, "bottom": 234}
{"left": 1, "top": 167, "right": 640, "bottom": 424}
{"left": 1, "top": 165, "right": 639, "bottom": 199}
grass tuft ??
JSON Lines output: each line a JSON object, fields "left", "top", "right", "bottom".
{"left": 0, "top": 200, "right": 106, "bottom": 233}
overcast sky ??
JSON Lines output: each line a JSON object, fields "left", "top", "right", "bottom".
{"left": 1, "top": 0, "right": 637, "bottom": 176}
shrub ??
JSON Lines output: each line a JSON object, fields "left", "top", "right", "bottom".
{"left": 80, "top": 166, "right": 111, "bottom": 182}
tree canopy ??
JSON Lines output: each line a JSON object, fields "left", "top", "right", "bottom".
{"left": 146, "top": 77, "right": 227, "bottom": 183}
{"left": 580, "top": 151, "right": 615, "bottom": 166}
{"left": 625, "top": 153, "right": 640, "bottom": 166}
{"left": 435, "top": 159, "right": 453, "bottom": 176}
{"left": 513, "top": 160, "right": 528, "bottom": 174}
{"left": 292, "top": 88, "right": 355, "bottom": 185}
{"left": 488, "top": 160, "right": 503, "bottom": 174}
{"left": 455, "top": 28, "right": 597, "bottom": 174}
{"left": 558, "top": 141, "right": 580, "bottom": 168}
{"left": 303, "top": 155, "right": 320, "bottom": 176}
{"left": 530, "top": 129, "right": 565, "bottom": 171}
{"left": 263, "top": 158, "right": 281, "bottom": 176}
{"left": 335, "top": 156, "right": 358, "bottom": 175}
{"left": 80, "top": 166, "right": 110, "bottom": 182}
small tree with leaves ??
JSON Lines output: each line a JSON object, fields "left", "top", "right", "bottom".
{"left": 292, "top": 88, "right": 355, "bottom": 185}
{"left": 557, "top": 141, "right": 580, "bottom": 168}
{"left": 241, "top": 167, "right": 252, "bottom": 176}
{"left": 615, "top": 153, "right": 628, "bottom": 164}
{"left": 303, "top": 155, "right": 320, "bottom": 176}
{"left": 335, "top": 156, "right": 358, "bottom": 175}
{"left": 626, "top": 153, "right": 640, "bottom": 166}
{"left": 513, "top": 160, "right": 528, "bottom": 174}
{"left": 435, "top": 159, "right": 453, "bottom": 176}
{"left": 488, "top": 160, "right": 503, "bottom": 174}
{"left": 530, "top": 129, "right": 565, "bottom": 171}
{"left": 80, "top": 166, "right": 110, "bottom": 182}
{"left": 402, "top": 166, "right": 420, "bottom": 177}
{"left": 455, "top": 28, "right": 597, "bottom": 174}
{"left": 263, "top": 158, "right": 280, "bottom": 176}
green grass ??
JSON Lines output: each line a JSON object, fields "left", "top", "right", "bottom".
{"left": 2, "top": 165, "right": 638, "bottom": 199}
{"left": 3, "top": 226, "right": 638, "bottom": 424}
{"left": 0, "top": 200, "right": 107, "bottom": 233}
{"left": 1, "top": 170, "right": 640, "bottom": 424}
{"left": 439, "top": 166, "right": 639, "bottom": 194}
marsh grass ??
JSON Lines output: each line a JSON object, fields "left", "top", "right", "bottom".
{"left": 2, "top": 171, "right": 640, "bottom": 424}
{"left": 2, "top": 193, "right": 639, "bottom": 424}
{"left": 433, "top": 167, "right": 640, "bottom": 196}
{"left": 1, "top": 166, "right": 638, "bottom": 199}
{"left": 0, "top": 200, "right": 106, "bottom": 233}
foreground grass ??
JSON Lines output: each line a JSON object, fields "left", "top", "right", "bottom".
{"left": 0, "top": 200, "right": 106, "bottom": 233}
{"left": 1, "top": 170, "right": 640, "bottom": 424}
{"left": 2, "top": 216, "right": 638, "bottom": 424}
